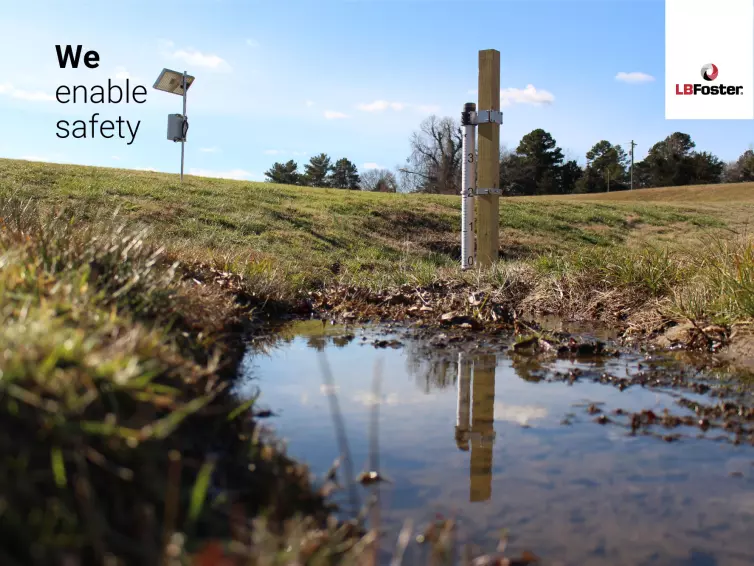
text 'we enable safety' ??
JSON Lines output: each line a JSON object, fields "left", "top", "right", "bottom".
{"left": 55, "top": 45, "right": 144, "bottom": 145}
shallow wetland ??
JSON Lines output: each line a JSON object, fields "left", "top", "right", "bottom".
{"left": 240, "top": 319, "right": 754, "bottom": 566}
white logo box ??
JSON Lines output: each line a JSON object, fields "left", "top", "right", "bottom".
{"left": 665, "top": 0, "right": 754, "bottom": 120}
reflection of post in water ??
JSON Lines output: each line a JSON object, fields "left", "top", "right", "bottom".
{"left": 454, "top": 353, "right": 497, "bottom": 502}
{"left": 470, "top": 354, "right": 496, "bottom": 502}
{"left": 455, "top": 353, "right": 472, "bottom": 451}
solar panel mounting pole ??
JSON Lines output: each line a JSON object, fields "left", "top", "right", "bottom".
{"left": 152, "top": 68, "right": 195, "bottom": 184}
{"left": 181, "top": 71, "right": 187, "bottom": 183}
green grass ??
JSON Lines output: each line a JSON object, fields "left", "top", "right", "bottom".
{"left": 4, "top": 158, "right": 753, "bottom": 324}
{"left": 2, "top": 158, "right": 753, "bottom": 328}
{"left": 0, "top": 158, "right": 739, "bottom": 295}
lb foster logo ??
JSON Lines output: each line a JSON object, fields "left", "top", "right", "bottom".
{"left": 676, "top": 64, "right": 742, "bottom": 96}
{"left": 701, "top": 63, "right": 718, "bottom": 81}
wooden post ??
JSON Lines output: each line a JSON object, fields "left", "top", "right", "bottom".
{"left": 469, "top": 354, "right": 496, "bottom": 502}
{"left": 476, "top": 49, "right": 500, "bottom": 267}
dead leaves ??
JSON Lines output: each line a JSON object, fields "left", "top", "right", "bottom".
{"left": 307, "top": 283, "right": 513, "bottom": 331}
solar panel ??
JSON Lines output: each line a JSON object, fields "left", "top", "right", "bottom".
{"left": 153, "top": 68, "right": 195, "bottom": 95}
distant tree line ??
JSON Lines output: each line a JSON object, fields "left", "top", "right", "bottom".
{"left": 264, "top": 114, "right": 754, "bottom": 195}
{"left": 264, "top": 154, "right": 398, "bottom": 192}
{"left": 399, "top": 115, "right": 754, "bottom": 195}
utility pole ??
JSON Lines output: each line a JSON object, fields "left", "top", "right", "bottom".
{"left": 630, "top": 140, "right": 637, "bottom": 190}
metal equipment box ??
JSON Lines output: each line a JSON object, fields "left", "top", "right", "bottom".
{"left": 167, "top": 114, "right": 186, "bottom": 142}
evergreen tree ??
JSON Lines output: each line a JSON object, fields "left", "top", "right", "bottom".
{"left": 330, "top": 158, "right": 360, "bottom": 189}
{"left": 264, "top": 160, "right": 300, "bottom": 185}
{"left": 513, "top": 129, "right": 565, "bottom": 195}
{"left": 643, "top": 132, "right": 696, "bottom": 187}
{"left": 558, "top": 160, "right": 583, "bottom": 194}
{"left": 583, "top": 140, "right": 629, "bottom": 192}
{"left": 303, "top": 153, "right": 333, "bottom": 187}
{"left": 687, "top": 151, "right": 723, "bottom": 184}
{"left": 641, "top": 133, "right": 724, "bottom": 187}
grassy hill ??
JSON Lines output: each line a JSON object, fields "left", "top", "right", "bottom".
{"left": 551, "top": 181, "right": 754, "bottom": 203}
{"left": 2, "top": 158, "right": 750, "bottom": 295}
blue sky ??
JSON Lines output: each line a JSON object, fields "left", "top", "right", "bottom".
{"left": 0, "top": 0, "right": 752, "bottom": 181}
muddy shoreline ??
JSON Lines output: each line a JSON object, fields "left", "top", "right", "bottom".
{"left": 252, "top": 278, "right": 754, "bottom": 377}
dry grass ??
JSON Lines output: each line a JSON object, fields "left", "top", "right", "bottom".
{"left": 0, "top": 198, "right": 329, "bottom": 565}
{"left": 525, "top": 182, "right": 754, "bottom": 203}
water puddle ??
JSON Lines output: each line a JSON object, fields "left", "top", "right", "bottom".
{"left": 238, "top": 321, "right": 754, "bottom": 566}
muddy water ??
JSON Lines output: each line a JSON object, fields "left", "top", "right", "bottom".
{"left": 238, "top": 321, "right": 754, "bottom": 566}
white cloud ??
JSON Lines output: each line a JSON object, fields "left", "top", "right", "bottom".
{"left": 169, "top": 48, "right": 231, "bottom": 72}
{"left": 352, "top": 391, "right": 402, "bottom": 407}
{"left": 112, "top": 156, "right": 121, "bottom": 161}
{"left": 199, "top": 147, "right": 221, "bottom": 153}
{"left": 468, "top": 85, "right": 555, "bottom": 107}
{"left": 356, "top": 100, "right": 405, "bottom": 112}
{"left": 500, "top": 84, "right": 554, "bottom": 107}
{"left": 292, "top": 151, "right": 307, "bottom": 156}
{"left": 494, "top": 402, "right": 548, "bottom": 426}
{"left": 137, "top": 167, "right": 159, "bottom": 172}
{"left": 305, "top": 100, "right": 315, "bottom": 107}
{"left": 113, "top": 67, "right": 131, "bottom": 80}
{"left": 245, "top": 38, "right": 259, "bottom": 47}
{"left": 324, "top": 110, "right": 349, "bottom": 119}
{"left": 415, "top": 104, "right": 441, "bottom": 114}
{"left": 0, "top": 83, "right": 55, "bottom": 102}
{"left": 362, "top": 162, "right": 382, "bottom": 170}
{"left": 189, "top": 168, "right": 255, "bottom": 180}
{"left": 615, "top": 71, "right": 655, "bottom": 84}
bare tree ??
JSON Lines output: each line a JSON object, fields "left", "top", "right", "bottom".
{"left": 722, "top": 149, "right": 754, "bottom": 183}
{"left": 401, "top": 115, "right": 463, "bottom": 194}
{"left": 360, "top": 168, "right": 399, "bottom": 192}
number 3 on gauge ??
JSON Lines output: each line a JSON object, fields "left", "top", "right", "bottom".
{"left": 467, "top": 153, "right": 474, "bottom": 163}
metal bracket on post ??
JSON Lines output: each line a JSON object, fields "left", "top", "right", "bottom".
{"left": 476, "top": 188, "right": 502, "bottom": 196}
{"left": 473, "top": 110, "right": 503, "bottom": 125}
